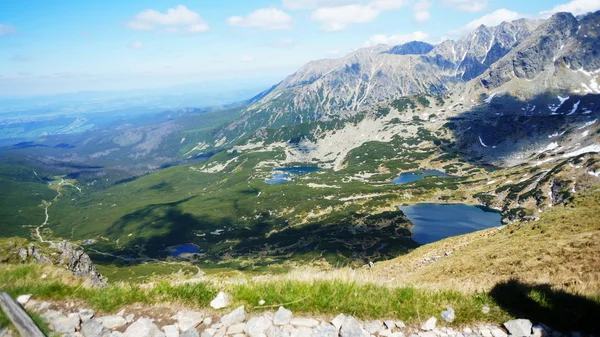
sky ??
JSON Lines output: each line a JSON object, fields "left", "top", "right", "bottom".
{"left": 1, "top": 0, "right": 599, "bottom": 96}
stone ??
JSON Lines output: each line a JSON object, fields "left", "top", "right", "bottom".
{"left": 290, "top": 318, "right": 319, "bottom": 328}
{"left": 532, "top": 325, "right": 547, "bottom": 337}
{"left": 164, "top": 325, "right": 180, "bottom": 337}
{"left": 421, "top": 317, "right": 437, "bottom": 331}
{"left": 244, "top": 316, "right": 272, "bottom": 337}
{"left": 503, "top": 319, "right": 532, "bottom": 336}
{"left": 51, "top": 312, "right": 81, "bottom": 334}
{"left": 266, "top": 325, "right": 283, "bottom": 337}
{"left": 419, "top": 332, "right": 436, "bottom": 337}
{"left": 173, "top": 311, "right": 204, "bottom": 332}
{"left": 108, "top": 333, "right": 124, "bottom": 337}
{"left": 481, "top": 306, "right": 490, "bottom": 314}
{"left": 441, "top": 307, "right": 455, "bottom": 323}
{"left": 379, "top": 329, "right": 393, "bottom": 337}
{"left": 490, "top": 328, "right": 507, "bottom": 337}
{"left": 340, "top": 316, "right": 368, "bottom": 337}
{"left": 313, "top": 324, "right": 337, "bottom": 337}
{"left": 182, "top": 328, "right": 200, "bottom": 337}
{"left": 221, "top": 306, "right": 246, "bottom": 327}
{"left": 212, "top": 324, "right": 224, "bottom": 329}
{"left": 211, "top": 292, "right": 230, "bottom": 309}
{"left": 125, "top": 314, "right": 135, "bottom": 323}
{"left": 263, "top": 312, "right": 275, "bottom": 322}
{"left": 259, "top": 300, "right": 266, "bottom": 306}
{"left": 227, "top": 323, "right": 246, "bottom": 335}
{"left": 395, "top": 321, "right": 406, "bottom": 329}
{"left": 16, "top": 294, "right": 32, "bottom": 305}
{"left": 479, "top": 329, "right": 492, "bottom": 337}
{"left": 204, "top": 317, "right": 213, "bottom": 326}
{"left": 38, "top": 301, "right": 52, "bottom": 312}
{"left": 214, "top": 327, "right": 227, "bottom": 337}
{"left": 97, "top": 315, "right": 128, "bottom": 329}
{"left": 291, "top": 327, "right": 313, "bottom": 337}
{"left": 390, "top": 333, "right": 405, "bottom": 337}
{"left": 331, "top": 314, "right": 346, "bottom": 332}
{"left": 81, "top": 319, "right": 109, "bottom": 337}
{"left": 201, "top": 329, "right": 217, "bottom": 337}
{"left": 383, "top": 320, "right": 395, "bottom": 330}
{"left": 79, "top": 309, "right": 95, "bottom": 322}
{"left": 365, "top": 321, "right": 383, "bottom": 334}
{"left": 122, "top": 318, "right": 165, "bottom": 337}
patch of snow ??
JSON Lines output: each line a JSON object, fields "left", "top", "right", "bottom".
{"left": 567, "top": 101, "right": 580, "bottom": 115}
{"left": 582, "top": 130, "right": 590, "bottom": 138}
{"left": 578, "top": 119, "right": 597, "bottom": 129}
{"left": 479, "top": 136, "right": 489, "bottom": 148}
{"left": 588, "top": 170, "right": 600, "bottom": 178}
{"left": 484, "top": 93, "right": 497, "bottom": 104}
{"left": 180, "top": 137, "right": 186, "bottom": 144}
{"left": 543, "top": 142, "right": 559, "bottom": 152}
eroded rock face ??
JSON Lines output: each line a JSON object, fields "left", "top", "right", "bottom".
{"left": 50, "top": 241, "right": 106, "bottom": 288}
{"left": 9, "top": 239, "right": 106, "bottom": 288}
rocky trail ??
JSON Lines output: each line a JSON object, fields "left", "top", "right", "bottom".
{"left": 0, "top": 292, "right": 573, "bottom": 337}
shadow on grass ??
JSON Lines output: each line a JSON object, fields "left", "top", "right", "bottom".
{"left": 490, "top": 279, "right": 600, "bottom": 334}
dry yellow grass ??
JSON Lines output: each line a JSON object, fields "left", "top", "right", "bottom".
{"left": 233, "top": 189, "right": 600, "bottom": 298}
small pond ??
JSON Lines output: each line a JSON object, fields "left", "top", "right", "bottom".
{"left": 399, "top": 204, "right": 502, "bottom": 244}
{"left": 167, "top": 243, "right": 202, "bottom": 257}
{"left": 392, "top": 169, "right": 453, "bottom": 184}
{"left": 265, "top": 166, "right": 320, "bottom": 184}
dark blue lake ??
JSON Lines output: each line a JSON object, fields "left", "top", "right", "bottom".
{"left": 168, "top": 244, "right": 201, "bottom": 257}
{"left": 265, "top": 166, "right": 320, "bottom": 184}
{"left": 392, "top": 169, "right": 453, "bottom": 184}
{"left": 399, "top": 204, "right": 502, "bottom": 244}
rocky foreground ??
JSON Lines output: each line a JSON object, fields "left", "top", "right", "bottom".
{"left": 0, "top": 292, "right": 571, "bottom": 337}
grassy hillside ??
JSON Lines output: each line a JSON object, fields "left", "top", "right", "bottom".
{"left": 1, "top": 190, "right": 599, "bottom": 333}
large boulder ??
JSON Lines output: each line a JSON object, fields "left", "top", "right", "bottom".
{"left": 97, "top": 315, "right": 127, "bottom": 329}
{"left": 273, "top": 307, "right": 292, "bottom": 326}
{"left": 503, "top": 319, "right": 533, "bottom": 336}
{"left": 210, "top": 292, "right": 230, "bottom": 309}
{"left": 172, "top": 311, "right": 204, "bottom": 332}
{"left": 220, "top": 306, "right": 246, "bottom": 327}
{"left": 123, "top": 318, "right": 165, "bottom": 337}
{"left": 340, "top": 316, "right": 368, "bottom": 337}
{"left": 421, "top": 317, "right": 437, "bottom": 331}
{"left": 244, "top": 316, "right": 272, "bottom": 337}
{"left": 81, "top": 319, "right": 109, "bottom": 337}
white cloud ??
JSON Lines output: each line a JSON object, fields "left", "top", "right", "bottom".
{"left": 364, "top": 31, "right": 429, "bottom": 46}
{"left": 129, "top": 41, "right": 143, "bottom": 49}
{"left": 0, "top": 24, "right": 16, "bottom": 36}
{"left": 539, "top": 0, "right": 600, "bottom": 17}
{"left": 448, "top": 8, "right": 521, "bottom": 35}
{"left": 370, "top": 0, "right": 411, "bottom": 10}
{"left": 241, "top": 55, "right": 256, "bottom": 63}
{"left": 282, "top": 0, "right": 358, "bottom": 10}
{"left": 442, "top": 0, "right": 488, "bottom": 13}
{"left": 128, "top": 5, "right": 209, "bottom": 33}
{"left": 228, "top": 8, "right": 293, "bottom": 30}
{"left": 413, "top": 0, "right": 432, "bottom": 23}
{"left": 311, "top": 5, "right": 380, "bottom": 31}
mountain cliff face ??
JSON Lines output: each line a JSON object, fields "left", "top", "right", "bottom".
{"left": 222, "top": 17, "right": 540, "bottom": 137}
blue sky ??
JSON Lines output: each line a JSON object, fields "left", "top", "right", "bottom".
{"left": 0, "top": 0, "right": 598, "bottom": 96}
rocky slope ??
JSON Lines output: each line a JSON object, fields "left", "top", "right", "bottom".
{"left": 1, "top": 238, "right": 106, "bottom": 287}
{"left": 5, "top": 295, "right": 558, "bottom": 337}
